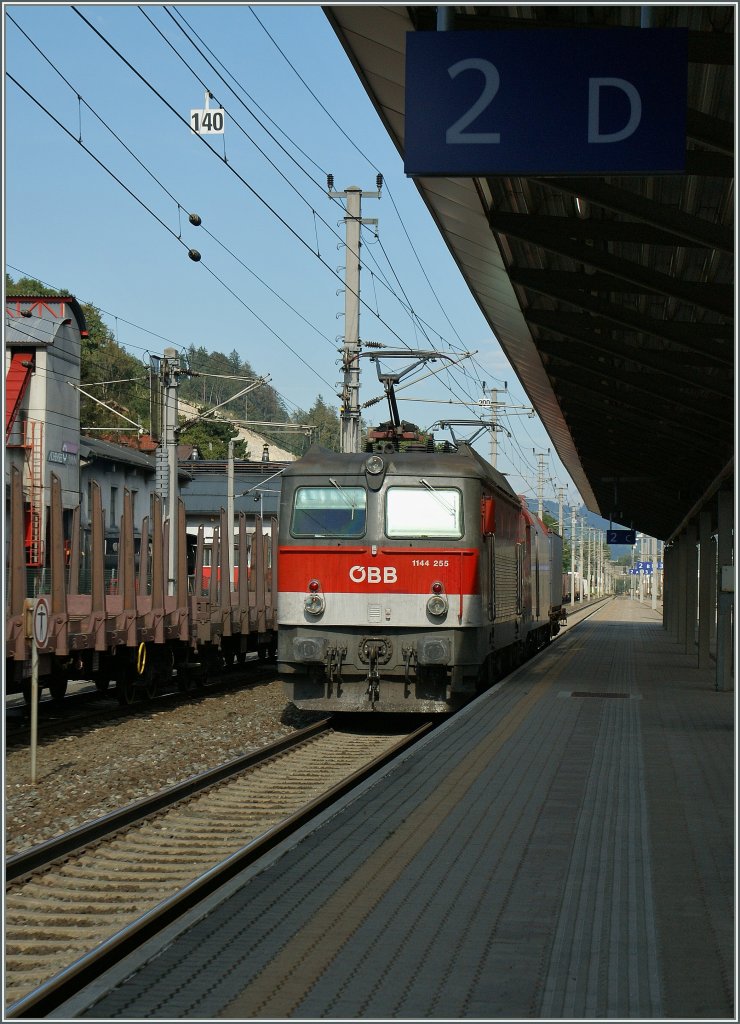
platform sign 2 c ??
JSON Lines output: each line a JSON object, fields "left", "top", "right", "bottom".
{"left": 607, "top": 529, "right": 637, "bottom": 545}
{"left": 404, "top": 29, "right": 688, "bottom": 176}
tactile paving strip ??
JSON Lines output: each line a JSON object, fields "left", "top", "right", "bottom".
{"left": 67, "top": 600, "right": 733, "bottom": 1020}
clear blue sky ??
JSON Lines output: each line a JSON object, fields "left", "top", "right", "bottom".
{"left": 5, "top": 2, "right": 584, "bottom": 509}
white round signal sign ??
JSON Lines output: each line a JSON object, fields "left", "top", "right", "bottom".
{"left": 33, "top": 597, "right": 50, "bottom": 647}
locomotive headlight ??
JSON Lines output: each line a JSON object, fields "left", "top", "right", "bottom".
{"left": 365, "top": 455, "right": 384, "bottom": 475}
{"left": 305, "top": 580, "right": 325, "bottom": 615}
{"left": 427, "top": 583, "right": 448, "bottom": 617}
{"left": 304, "top": 592, "right": 325, "bottom": 615}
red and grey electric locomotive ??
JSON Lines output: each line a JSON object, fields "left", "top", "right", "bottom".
{"left": 277, "top": 440, "right": 563, "bottom": 712}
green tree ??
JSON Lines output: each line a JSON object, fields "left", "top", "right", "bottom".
{"left": 6, "top": 274, "right": 297, "bottom": 448}
{"left": 179, "top": 344, "right": 288, "bottom": 426}
{"left": 178, "top": 419, "right": 248, "bottom": 460}
{"left": 7, "top": 274, "right": 149, "bottom": 431}
{"left": 290, "top": 396, "right": 341, "bottom": 452}
{"left": 6, "top": 273, "right": 65, "bottom": 297}
{"left": 79, "top": 305, "right": 149, "bottom": 430}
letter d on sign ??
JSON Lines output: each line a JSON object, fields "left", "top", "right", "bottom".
{"left": 588, "top": 77, "right": 642, "bottom": 143}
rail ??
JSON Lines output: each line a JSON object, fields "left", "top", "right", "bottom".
{"left": 5, "top": 719, "right": 434, "bottom": 1018}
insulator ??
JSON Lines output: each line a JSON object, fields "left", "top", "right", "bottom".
{"left": 327, "top": 173, "right": 334, "bottom": 191}
{"left": 376, "top": 173, "right": 383, "bottom": 191}
{"left": 188, "top": 249, "right": 201, "bottom": 262}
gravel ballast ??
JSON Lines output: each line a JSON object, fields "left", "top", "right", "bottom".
{"left": 4, "top": 679, "right": 318, "bottom": 858}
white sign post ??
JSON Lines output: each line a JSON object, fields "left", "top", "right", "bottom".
{"left": 190, "top": 90, "right": 225, "bottom": 135}
{"left": 30, "top": 596, "right": 50, "bottom": 784}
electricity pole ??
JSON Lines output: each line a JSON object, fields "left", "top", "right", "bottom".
{"left": 570, "top": 504, "right": 577, "bottom": 603}
{"left": 163, "top": 348, "right": 180, "bottom": 598}
{"left": 557, "top": 487, "right": 567, "bottom": 536}
{"left": 488, "top": 387, "right": 502, "bottom": 468}
{"left": 328, "top": 175, "right": 382, "bottom": 453}
{"left": 533, "top": 449, "right": 550, "bottom": 522}
{"left": 478, "top": 383, "right": 533, "bottom": 470}
{"left": 578, "top": 516, "right": 586, "bottom": 600}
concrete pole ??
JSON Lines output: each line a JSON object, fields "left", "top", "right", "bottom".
{"left": 534, "top": 450, "right": 549, "bottom": 522}
{"left": 676, "top": 533, "right": 688, "bottom": 643}
{"left": 683, "top": 520, "right": 698, "bottom": 656}
{"left": 489, "top": 388, "right": 499, "bottom": 469}
{"left": 697, "top": 505, "right": 713, "bottom": 667}
{"left": 164, "top": 348, "right": 179, "bottom": 598}
{"left": 670, "top": 542, "right": 682, "bottom": 639}
{"left": 662, "top": 544, "right": 672, "bottom": 632}
{"left": 715, "top": 489, "right": 734, "bottom": 690}
{"left": 557, "top": 488, "right": 566, "bottom": 537}
{"left": 570, "top": 505, "right": 576, "bottom": 604}
{"left": 651, "top": 535, "right": 658, "bottom": 612}
{"left": 659, "top": 540, "right": 667, "bottom": 602}
{"left": 329, "top": 180, "right": 381, "bottom": 454}
{"left": 578, "top": 517, "right": 584, "bottom": 600}
{"left": 597, "top": 530, "right": 603, "bottom": 596}
{"left": 341, "top": 187, "right": 362, "bottom": 454}
{"left": 227, "top": 440, "right": 235, "bottom": 590}
{"left": 155, "top": 355, "right": 168, "bottom": 502}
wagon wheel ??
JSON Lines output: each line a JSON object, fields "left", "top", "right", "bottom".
{"left": 177, "top": 667, "right": 198, "bottom": 694}
{"left": 191, "top": 647, "right": 225, "bottom": 689}
{"left": 132, "top": 643, "right": 156, "bottom": 700}
{"left": 48, "top": 678, "right": 68, "bottom": 706}
{"left": 142, "top": 672, "right": 158, "bottom": 701}
{"left": 138, "top": 643, "right": 168, "bottom": 701}
{"left": 116, "top": 676, "right": 136, "bottom": 706}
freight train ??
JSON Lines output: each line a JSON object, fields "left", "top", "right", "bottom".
{"left": 277, "top": 442, "right": 563, "bottom": 713}
{"left": 5, "top": 466, "right": 277, "bottom": 706}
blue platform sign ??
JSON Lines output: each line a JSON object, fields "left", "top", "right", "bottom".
{"left": 404, "top": 29, "right": 688, "bottom": 176}
{"left": 607, "top": 529, "right": 637, "bottom": 545}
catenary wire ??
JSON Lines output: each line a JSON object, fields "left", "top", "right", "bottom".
{"left": 150, "top": 5, "right": 486, "bottom": 410}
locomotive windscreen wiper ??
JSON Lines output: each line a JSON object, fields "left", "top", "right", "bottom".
{"left": 419, "top": 478, "right": 456, "bottom": 516}
{"left": 329, "top": 478, "right": 360, "bottom": 518}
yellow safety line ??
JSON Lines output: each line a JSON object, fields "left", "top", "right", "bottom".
{"left": 224, "top": 646, "right": 580, "bottom": 1018}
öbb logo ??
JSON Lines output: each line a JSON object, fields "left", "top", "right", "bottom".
{"left": 349, "top": 565, "right": 398, "bottom": 584}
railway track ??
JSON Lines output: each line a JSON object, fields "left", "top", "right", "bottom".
{"left": 5, "top": 716, "right": 434, "bottom": 1018}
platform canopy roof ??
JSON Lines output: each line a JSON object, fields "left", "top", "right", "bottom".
{"left": 326, "top": 5, "right": 735, "bottom": 541}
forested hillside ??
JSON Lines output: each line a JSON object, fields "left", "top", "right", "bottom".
{"left": 6, "top": 274, "right": 340, "bottom": 455}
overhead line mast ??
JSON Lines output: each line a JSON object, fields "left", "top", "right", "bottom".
{"left": 328, "top": 175, "right": 382, "bottom": 453}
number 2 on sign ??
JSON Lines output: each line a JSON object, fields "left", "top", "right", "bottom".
{"left": 446, "top": 58, "right": 501, "bottom": 145}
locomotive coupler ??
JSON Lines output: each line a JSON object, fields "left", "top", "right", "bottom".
{"left": 401, "top": 643, "right": 416, "bottom": 697}
{"left": 364, "top": 641, "right": 382, "bottom": 707}
{"left": 326, "top": 644, "right": 346, "bottom": 696}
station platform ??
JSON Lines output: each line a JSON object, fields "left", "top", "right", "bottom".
{"left": 60, "top": 597, "right": 735, "bottom": 1020}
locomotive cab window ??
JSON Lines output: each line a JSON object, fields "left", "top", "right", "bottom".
{"left": 385, "top": 485, "right": 462, "bottom": 538}
{"left": 291, "top": 485, "right": 367, "bottom": 538}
